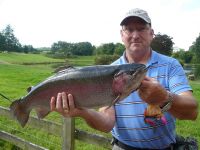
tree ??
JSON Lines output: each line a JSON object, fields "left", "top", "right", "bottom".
{"left": 96, "top": 43, "right": 115, "bottom": 55}
{"left": 172, "top": 50, "right": 193, "bottom": 64}
{"left": 23, "top": 45, "right": 37, "bottom": 53}
{"left": 114, "top": 43, "right": 125, "bottom": 55}
{"left": 73, "top": 42, "right": 94, "bottom": 55}
{"left": 51, "top": 41, "right": 94, "bottom": 56}
{"left": 1, "top": 25, "right": 21, "bottom": 52}
{"left": 0, "top": 32, "right": 6, "bottom": 51}
{"left": 190, "top": 33, "right": 200, "bottom": 63}
{"left": 151, "top": 33, "right": 174, "bottom": 56}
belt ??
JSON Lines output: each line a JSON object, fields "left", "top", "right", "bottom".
{"left": 112, "top": 137, "right": 173, "bottom": 150}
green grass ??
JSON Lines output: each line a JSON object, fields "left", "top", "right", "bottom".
{"left": 176, "top": 80, "right": 200, "bottom": 148}
{"left": 0, "top": 53, "right": 199, "bottom": 149}
{"left": 0, "top": 52, "right": 95, "bottom": 66}
{"left": 66, "top": 56, "right": 95, "bottom": 66}
{"left": 0, "top": 52, "right": 64, "bottom": 64}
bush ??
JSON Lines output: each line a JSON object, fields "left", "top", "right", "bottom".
{"left": 45, "top": 52, "right": 77, "bottom": 59}
{"left": 194, "top": 65, "right": 200, "bottom": 79}
{"left": 94, "top": 55, "right": 120, "bottom": 65}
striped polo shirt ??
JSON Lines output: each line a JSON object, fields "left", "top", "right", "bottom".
{"left": 111, "top": 50, "right": 192, "bottom": 149}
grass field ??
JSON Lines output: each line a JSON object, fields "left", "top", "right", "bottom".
{"left": 0, "top": 52, "right": 199, "bottom": 149}
{"left": 176, "top": 80, "right": 200, "bottom": 146}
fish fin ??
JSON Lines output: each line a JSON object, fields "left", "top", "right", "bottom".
{"left": 53, "top": 65, "right": 75, "bottom": 73}
{"left": 27, "top": 86, "right": 33, "bottom": 93}
{"left": 10, "top": 99, "right": 30, "bottom": 127}
{"left": 35, "top": 107, "right": 50, "bottom": 119}
{"left": 105, "top": 95, "right": 120, "bottom": 110}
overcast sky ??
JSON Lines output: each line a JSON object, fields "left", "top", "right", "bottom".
{"left": 0, "top": 0, "right": 200, "bottom": 50}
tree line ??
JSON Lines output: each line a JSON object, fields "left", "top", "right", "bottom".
{"left": 50, "top": 41, "right": 125, "bottom": 56}
{"left": 50, "top": 33, "right": 174, "bottom": 57}
{"left": 1, "top": 24, "right": 200, "bottom": 64}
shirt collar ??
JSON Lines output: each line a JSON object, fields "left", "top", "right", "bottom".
{"left": 146, "top": 50, "right": 159, "bottom": 67}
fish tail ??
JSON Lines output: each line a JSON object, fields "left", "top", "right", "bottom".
{"left": 10, "top": 99, "right": 30, "bottom": 127}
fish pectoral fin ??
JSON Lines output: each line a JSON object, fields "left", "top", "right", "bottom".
{"left": 27, "top": 86, "right": 34, "bottom": 93}
{"left": 105, "top": 95, "right": 121, "bottom": 110}
{"left": 35, "top": 107, "right": 50, "bottom": 119}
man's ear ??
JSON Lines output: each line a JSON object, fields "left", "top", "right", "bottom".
{"left": 151, "top": 29, "right": 154, "bottom": 36}
{"left": 120, "top": 29, "right": 125, "bottom": 43}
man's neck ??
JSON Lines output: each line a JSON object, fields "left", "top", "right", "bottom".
{"left": 125, "top": 48, "right": 152, "bottom": 64}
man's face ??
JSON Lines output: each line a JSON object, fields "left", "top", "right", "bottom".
{"left": 120, "top": 18, "right": 154, "bottom": 53}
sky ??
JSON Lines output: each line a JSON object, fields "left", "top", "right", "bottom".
{"left": 0, "top": 0, "right": 200, "bottom": 50}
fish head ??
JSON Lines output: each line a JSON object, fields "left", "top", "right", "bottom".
{"left": 112, "top": 63, "right": 147, "bottom": 101}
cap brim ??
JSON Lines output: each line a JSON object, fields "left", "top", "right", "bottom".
{"left": 120, "top": 16, "right": 150, "bottom": 25}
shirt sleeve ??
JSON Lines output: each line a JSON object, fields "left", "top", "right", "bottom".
{"left": 168, "top": 59, "right": 192, "bottom": 94}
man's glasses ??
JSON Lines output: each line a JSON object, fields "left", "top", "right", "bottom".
{"left": 122, "top": 26, "right": 150, "bottom": 36}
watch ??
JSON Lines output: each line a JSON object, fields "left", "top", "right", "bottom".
{"left": 160, "top": 92, "right": 174, "bottom": 113}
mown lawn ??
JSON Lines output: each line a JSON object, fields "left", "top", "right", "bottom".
{"left": 0, "top": 52, "right": 64, "bottom": 64}
{"left": 0, "top": 52, "right": 95, "bottom": 66}
{"left": 0, "top": 52, "right": 199, "bottom": 149}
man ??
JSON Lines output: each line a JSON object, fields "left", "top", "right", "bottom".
{"left": 50, "top": 8, "right": 198, "bottom": 150}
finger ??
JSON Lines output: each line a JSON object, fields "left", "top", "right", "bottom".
{"left": 140, "top": 80, "right": 150, "bottom": 88}
{"left": 138, "top": 90, "right": 145, "bottom": 100}
{"left": 140, "top": 77, "right": 157, "bottom": 88}
{"left": 62, "top": 92, "right": 69, "bottom": 110}
{"left": 143, "top": 76, "right": 151, "bottom": 81}
{"left": 56, "top": 93, "right": 63, "bottom": 110}
{"left": 68, "top": 94, "right": 75, "bottom": 110}
{"left": 50, "top": 97, "right": 56, "bottom": 111}
{"left": 138, "top": 89, "right": 148, "bottom": 100}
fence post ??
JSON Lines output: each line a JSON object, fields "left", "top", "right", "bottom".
{"left": 62, "top": 117, "right": 75, "bottom": 150}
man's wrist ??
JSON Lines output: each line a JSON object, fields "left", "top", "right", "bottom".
{"left": 160, "top": 91, "right": 174, "bottom": 113}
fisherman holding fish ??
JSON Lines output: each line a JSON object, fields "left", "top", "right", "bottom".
{"left": 50, "top": 8, "right": 198, "bottom": 150}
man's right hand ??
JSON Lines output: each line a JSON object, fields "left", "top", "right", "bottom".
{"left": 50, "top": 92, "right": 85, "bottom": 117}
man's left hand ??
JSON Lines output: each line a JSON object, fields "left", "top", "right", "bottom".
{"left": 138, "top": 76, "right": 168, "bottom": 106}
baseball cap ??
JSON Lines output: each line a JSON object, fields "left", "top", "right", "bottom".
{"left": 120, "top": 8, "right": 151, "bottom": 25}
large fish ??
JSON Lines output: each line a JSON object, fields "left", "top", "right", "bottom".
{"left": 10, "top": 63, "right": 147, "bottom": 127}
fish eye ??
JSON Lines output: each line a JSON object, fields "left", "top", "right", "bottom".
{"left": 127, "top": 70, "right": 135, "bottom": 75}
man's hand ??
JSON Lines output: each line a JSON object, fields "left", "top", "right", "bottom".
{"left": 50, "top": 92, "right": 85, "bottom": 117}
{"left": 138, "top": 76, "right": 168, "bottom": 106}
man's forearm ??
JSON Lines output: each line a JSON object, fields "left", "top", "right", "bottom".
{"left": 169, "top": 91, "right": 198, "bottom": 120}
{"left": 78, "top": 107, "right": 115, "bottom": 133}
